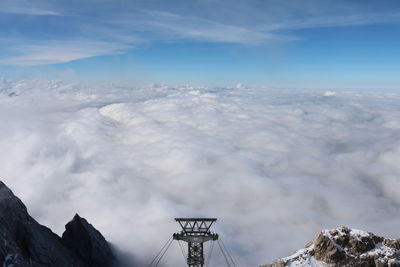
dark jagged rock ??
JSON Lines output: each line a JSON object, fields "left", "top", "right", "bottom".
{"left": 262, "top": 226, "right": 400, "bottom": 267}
{"left": 62, "top": 214, "right": 116, "bottom": 267}
{"left": 0, "top": 181, "right": 117, "bottom": 267}
{"left": 0, "top": 181, "right": 85, "bottom": 267}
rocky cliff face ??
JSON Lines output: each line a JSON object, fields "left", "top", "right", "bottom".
{"left": 0, "top": 181, "right": 117, "bottom": 267}
{"left": 262, "top": 226, "right": 400, "bottom": 267}
{"left": 62, "top": 214, "right": 116, "bottom": 267}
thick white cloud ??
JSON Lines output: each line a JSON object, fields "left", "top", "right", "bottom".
{"left": 1, "top": 80, "right": 400, "bottom": 266}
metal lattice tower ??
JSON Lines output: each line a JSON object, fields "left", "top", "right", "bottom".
{"left": 173, "top": 218, "right": 218, "bottom": 267}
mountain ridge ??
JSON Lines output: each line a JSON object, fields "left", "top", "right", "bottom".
{"left": 0, "top": 181, "right": 117, "bottom": 267}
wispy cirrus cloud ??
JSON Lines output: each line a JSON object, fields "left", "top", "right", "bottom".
{"left": 263, "top": 12, "right": 400, "bottom": 31}
{"left": 1, "top": 0, "right": 400, "bottom": 66}
{"left": 0, "top": 40, "right": 131, "bottom": 66}
{"left": 0, "top": 7, "right": 60, "bottom": 16}
{"left": 110, "top": 10, "right": 299, "bottom": 45}
{"left": 0, "top": 0, "right": 60, "bottom": 16}
{"left": 105, "top": 9, "right": 400, "bottom": 47}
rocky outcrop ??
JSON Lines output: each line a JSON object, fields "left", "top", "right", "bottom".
{"left": 62, "top": 214, "right": 116, "bottom": 267}
{"left": 262, "top": 226, "right": 400, "bottom": 267}
{"left": 0, "top": 181, "right": 116, "bottom": 267}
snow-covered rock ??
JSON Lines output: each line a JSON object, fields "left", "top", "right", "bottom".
{"left": 262, "top": 226, "right": 400, "bottom": 267}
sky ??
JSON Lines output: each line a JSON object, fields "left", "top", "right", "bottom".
{"left": 0, "top": 0, "right": 400, "bottom": 88}
{"left": 1, "top": 1, "right": 400, "bottom": 267}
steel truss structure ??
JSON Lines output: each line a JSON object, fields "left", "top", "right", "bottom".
{"left": 173, "top": 218, "right": 218, "bottom": 267}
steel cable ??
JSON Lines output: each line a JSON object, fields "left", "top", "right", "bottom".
{"left": 220, "top": 238, "right": 238, "bottom": 267}
{"left": 154, "top": 238, "right": 174, "bottom": 267}
{"left": 147, "top": 236, "right": 173, "bottom": 267}
{"left": 178, "top": 240, "right": 187, "bottom": 262}
{"left": 217, "top": 239, "right": 232, "bottom": 267}
{"left": 205, "top": 240, "right": 215, "bottom": 267}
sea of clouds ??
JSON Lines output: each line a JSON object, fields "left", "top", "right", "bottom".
{"left": 0, "top": 79, "right": 400, "bottom": 266}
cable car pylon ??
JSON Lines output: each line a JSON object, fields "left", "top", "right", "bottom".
{"left": 173, "top": 218, "right": 218, "bottom": 267}
{"left": 148, "top": 218, "right": 239, "bottom": 267}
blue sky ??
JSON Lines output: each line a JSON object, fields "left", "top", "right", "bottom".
{"left": 0, "top": 0, "right": 400, "bottom": 88}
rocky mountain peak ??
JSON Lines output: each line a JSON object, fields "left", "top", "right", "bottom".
{"left": 0, "top": 181, "right": 26, "bottom": 213}
{"left": 62, "top": 213, "right": 116, "bottom": 267}
{"left": 0, "top": 181, "right": 117, "bottom": 267}
{"left": 263, "top": 226, "right": 400, "bottom": 267}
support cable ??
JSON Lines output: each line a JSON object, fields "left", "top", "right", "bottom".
{"left": 217, "top": 239, "right": 232, "bottom": 267}
{"left": 147, "top": 236, "right": 173, "bottom": 267}
{"left": 178, "top": 240, "right": 187, "bottom": 262}
{"left": 205, "top": 240, "right": 215, "bottom": 267}
{"left": 154, "top": 238, "right": 174, "bottom": 267}
{"left": 220, "top": 238, "right": 238, "bottom": 267}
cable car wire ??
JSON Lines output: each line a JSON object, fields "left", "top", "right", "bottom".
{"left": 220, "top": 237, "right": 238, "bottom": 267}
{"left": 217, "top": 239, "right": 232, "bottom": 267}
{"left": 178, "top": 240, "right": 187, "bottom": 262}
{"left": 147, "top": 236, "right": 173, "bottom": 267}
{"left": 154, "top": 238, "right": 174, "bottom": 267}
{"left": 205, "top": 239, "right": 215, "bottom": 267}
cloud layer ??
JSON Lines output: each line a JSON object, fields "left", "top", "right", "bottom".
{"left": 1, "top": 80, "right": 400, "bottom": 266}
